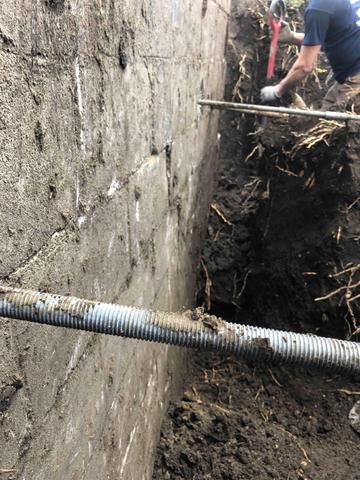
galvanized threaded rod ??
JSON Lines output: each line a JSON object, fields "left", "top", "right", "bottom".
{"left": 1, "top": 286, "right": 360, "bottom": 373}
{"left": 198, "top": 99, "right": 360, "bottom": 122}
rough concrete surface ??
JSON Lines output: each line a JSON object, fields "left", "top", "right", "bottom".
{"left": 0, "top": 0, "right": 230, "bottom": 478}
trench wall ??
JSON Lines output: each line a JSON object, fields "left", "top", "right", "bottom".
{"left": 0, "top": 0, "right": 230, "bottom": 478}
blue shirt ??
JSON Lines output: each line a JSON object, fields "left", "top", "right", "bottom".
{"left": 303, "top": 0, "right": 360, "bottom": 83}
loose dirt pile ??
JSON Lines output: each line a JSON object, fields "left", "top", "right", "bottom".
{"left": 153, "top": 1, "right": 360, "bottom": 478}
{"left": 154, "top": 353, "right": 360, "bottom": 480}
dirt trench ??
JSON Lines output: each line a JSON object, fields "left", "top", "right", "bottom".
{"left": 199, "top": 0, "right": 360, "bottom": 338}
{"left": 153, "top": 1, "right": 360, "bottom": 478}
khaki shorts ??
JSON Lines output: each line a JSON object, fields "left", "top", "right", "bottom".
{"left": 322, "top": 71, "right": 360, "bottom": 111}
{"left": 322, "top": 72, "right": 360, "bottom": 173}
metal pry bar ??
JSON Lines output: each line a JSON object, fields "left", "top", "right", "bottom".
{"left": 198, "top": 99, "right": 360, "bottom": 122}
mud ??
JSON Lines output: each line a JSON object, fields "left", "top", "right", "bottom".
{"left": 153, "top": 1, "right": 360, "bottom": 478}
{"left": 184, "top": 308, "right": 226, "bottom": 333}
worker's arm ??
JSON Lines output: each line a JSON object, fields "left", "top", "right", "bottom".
{"left": 276, "top": 44, "right": 321, "bottom": 96}
{"left": 262, "top": 9, "right": 329, "bottom": 103}
{"left": 261, "top": 44, "right": 321, "bottom": 102}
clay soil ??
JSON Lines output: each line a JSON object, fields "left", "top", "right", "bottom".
{"left": 153, "top": 1, "right": 360, "bottom": 478}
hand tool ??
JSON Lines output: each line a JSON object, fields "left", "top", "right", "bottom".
{"left": 267, "top": 0, "right": 287, "bottom": 81}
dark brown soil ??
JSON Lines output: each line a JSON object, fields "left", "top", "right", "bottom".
{"left": 154, "top": 353, "right": 360, "bottom": 480}
{"left": 153, "top": 1, "right": 360, "bottom": 478}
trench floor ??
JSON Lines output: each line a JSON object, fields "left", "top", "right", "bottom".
{"left": 153, "top": 352, "right": 360, "bottom": 479}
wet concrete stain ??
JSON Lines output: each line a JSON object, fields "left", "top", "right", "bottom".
{"left": 44, "top": 0, "right": 65, "bottom": 13}
{"left": 202, "top": 0, "right": 208, "bottom": 18}
{"left": 0, "top": 376, "right": 23, "bottom": 413}
{"left": 34, "top": 121, "right": 45, "bottom": 152}
{"left": 118, "top": 21, "right": 135, "bottom": 70}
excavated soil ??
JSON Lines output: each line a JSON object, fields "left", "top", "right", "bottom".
{"left": 154, "top": 354, "right": 360, "bottom": 480}
{"left": 153, "top": 1, "right": 360, "bottom": 478}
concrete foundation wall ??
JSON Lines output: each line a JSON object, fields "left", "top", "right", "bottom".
{"left": 0, "top": 0, "right": 230, "bottom": 478}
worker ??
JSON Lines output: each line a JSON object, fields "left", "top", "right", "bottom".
{"left": 261, "top": 0, "right": 360, "bottom": 108}
{"left": 261, "top": 0, "right": 360, "bottom": 170}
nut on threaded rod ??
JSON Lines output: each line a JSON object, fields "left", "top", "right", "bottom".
{"left": 0, "top": 286, "right": 360, "bottom": 373}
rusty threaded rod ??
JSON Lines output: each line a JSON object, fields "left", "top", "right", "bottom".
{"left": 0, "top": 286, "right": 360, "bottom": 373}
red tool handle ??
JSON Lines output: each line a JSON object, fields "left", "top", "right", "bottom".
{"left": 267, "top": 17, "right": 282, "bottom": 80}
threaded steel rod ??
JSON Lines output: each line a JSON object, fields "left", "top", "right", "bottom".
{"left": 1, "top": 286, "right": 360, "bottom": 373}
{"left": 198, "top": 99, "right": 360, "bottom": 122}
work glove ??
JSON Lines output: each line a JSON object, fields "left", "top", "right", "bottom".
{"left": 261, "top": 85, "right": 281, "bottom": 103}
{"left": 277, "top": 21, "right": 294, "bottom": 44}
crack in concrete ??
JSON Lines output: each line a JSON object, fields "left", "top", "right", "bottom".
{"left": 30, "top": 0, "right": 38, "bottom": 67}
{"left": 1, "top": 104, "right": 212, "bottom": 285}
{"left": 210, "top": 0, "right": 231, "bottom": 17}
{"left": 18, "top": 344, "right": 139, "bottom": 476}
{"left": 5, "top": 228, "right": 69, "bottom": 280}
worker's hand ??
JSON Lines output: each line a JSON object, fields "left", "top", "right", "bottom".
{"left": 261, "top": 85, "right": 281, "bottom": 103}
{"left": 278, "top": 21, "right": 294, "bottom": 44}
